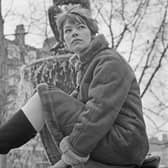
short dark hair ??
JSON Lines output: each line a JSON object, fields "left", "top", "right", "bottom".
{"left": 56, "top": 7, "right": 98, "bottom": 41}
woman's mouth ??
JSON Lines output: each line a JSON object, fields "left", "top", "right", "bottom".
{"left": 72, "top": 39, "right": 82, "bottom": 45}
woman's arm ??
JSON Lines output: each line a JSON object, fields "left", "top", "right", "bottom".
{"left": 60, "top": 56, "right": 134, "bottom": 159}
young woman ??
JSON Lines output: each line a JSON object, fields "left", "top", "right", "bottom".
{"left": 0, "top": 7, "right": 149, "bottom": 168}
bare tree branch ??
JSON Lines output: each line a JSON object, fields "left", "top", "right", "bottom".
{"left": 109, "top": 0, "right": 114, "bottom": 47}
{"left": 128, "top": 0, "right": 150, "bottom": 62}
{"left": 115, "top": 24, "right": 128, "bottom": 49}
{"left": 141, "top": 43, "right": 168, "bottom": 97}
{"left": 138, "top": 24, "right": 164, "bottom": 84}
{"left": 3, "top": 0, "right": 14, "bottom": 19}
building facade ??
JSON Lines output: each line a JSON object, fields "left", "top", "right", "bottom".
{"left": 5, "top": 24, "right": 51, "bottom": 114}
{"left": 5, "top": 24, "right": 74, "bottom": 168}
{"left": 4, "top": 24, "right": 53, "bottom": 167}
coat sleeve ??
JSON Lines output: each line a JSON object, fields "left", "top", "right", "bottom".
{"left": 68, "top": 56, "right": 134, "bottom": 157}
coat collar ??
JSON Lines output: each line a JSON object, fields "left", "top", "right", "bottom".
{"left": 78, "top": 34, "right": 109, "bottom": 66}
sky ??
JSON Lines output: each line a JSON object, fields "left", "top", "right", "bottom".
{"left": 2, "top": 0, "right": 53, "bottom": 48}
{"left": 2, "top": 0, "right": 122, "bottom": 48}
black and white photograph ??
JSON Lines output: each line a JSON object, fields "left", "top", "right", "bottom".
{"left": 0, "top": 0, "right": 167, "bottom": 167}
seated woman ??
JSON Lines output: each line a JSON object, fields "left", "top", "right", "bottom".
{"left": 0, "top": 6, "right": 149, "bottom": 168}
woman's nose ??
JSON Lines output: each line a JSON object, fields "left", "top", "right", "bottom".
{"left": 72, "top": 29, "right": 79, "bottom": 37}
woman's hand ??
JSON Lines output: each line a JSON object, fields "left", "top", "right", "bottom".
{"left": 49, "top": 160, "right": 68, "bottom": 168}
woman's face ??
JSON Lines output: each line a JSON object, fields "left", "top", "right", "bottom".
{"left": 63, "top": 19, "right": 92, "bottom": 54}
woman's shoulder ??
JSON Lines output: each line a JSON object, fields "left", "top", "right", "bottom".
{"left": 92, "top": 48, "right": 136, "bottom": 78}
{"left": 94, "top": 48, "right": 129, "bottom": 67}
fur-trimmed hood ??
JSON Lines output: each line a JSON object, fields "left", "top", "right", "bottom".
{"left": 79, "top": 34, "right": 109, "bottom": 65}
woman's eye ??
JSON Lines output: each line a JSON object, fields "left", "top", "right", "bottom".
{"left": 78, "top": 25, "right": 85, "bottom": 29}
{"left": 64, "top": 29, "right": 71, "bottom": 33}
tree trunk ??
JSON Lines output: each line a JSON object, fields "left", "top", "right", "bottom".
{"left": 0, "top": 0, "right": 8, "bottom": 167}
{"left": 0, "top": 0, "right": 6, "bottom": 78}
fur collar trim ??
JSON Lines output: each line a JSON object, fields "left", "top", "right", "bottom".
{"left": 79, "top": 34, "right": 109, "bottom": 65}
